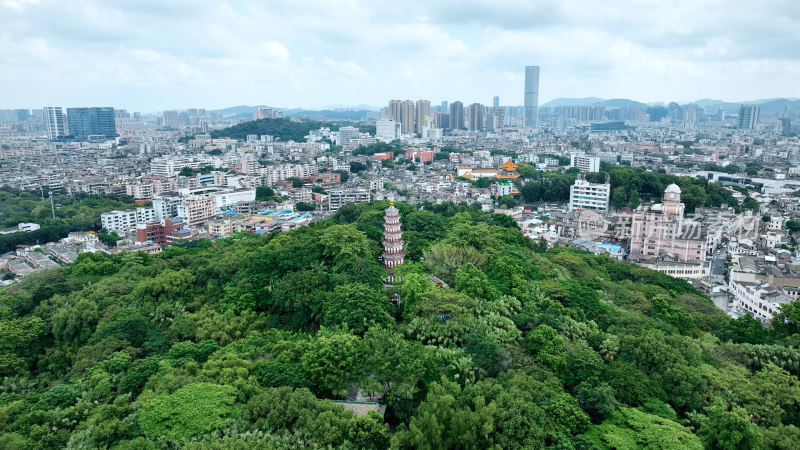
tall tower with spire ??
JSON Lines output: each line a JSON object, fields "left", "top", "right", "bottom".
{"left": 382, "top": 201, "right": 405, "bottom": 269}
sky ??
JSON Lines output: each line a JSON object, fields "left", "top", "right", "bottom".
{"left": 1, "top": 0, "right": 799, "bottom": 112}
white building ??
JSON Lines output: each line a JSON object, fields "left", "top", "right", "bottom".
{"left": 101, "top": 207, "right": 156, "bottom": 232}
{"left": 328, "top": 189, "right": 372, "bottom": 211}
{"left": 570, "top": 153, "right": 601, "bottom": 173}
{"left": 337, "top": 126, "right": 361, "bottom": 146}
{"left": 376, "top": 118, "right": 400, "bottom": 141}
{"left": 729, "top": 279, "right": 792, "bottom": 322}
{"left": 260, "top": 164, "right": 317, "bottom": 184}
{"left": 568, "top": 178, "right": 610, "bottom": 212}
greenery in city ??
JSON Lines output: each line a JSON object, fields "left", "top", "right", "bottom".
{"left": 0, "top": 200, "right": 798, "bottom": 448}
{"left": 0, "top": 188, "right": 137, "bottom": 254}
{"left": 210, "top": 118, "right": 374, "bottom": 142}
{"left": 520, "top": 165, "right": 741, "bottom": 213}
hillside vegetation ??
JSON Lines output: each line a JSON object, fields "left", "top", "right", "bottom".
{"left": 0, "top": 188, "right": 137, "bottom": 254}
{"left": 0, "top": 201, "right": 799, "bottom": 448}
{"left": 210, "top": 118, "right": 375, "bottom": 142}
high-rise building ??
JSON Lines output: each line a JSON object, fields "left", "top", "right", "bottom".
{"left": 449, "top": 101, "right": 464, "bottom": 130}
{"left": 524, "top": 66, "right": 540, "bottom": 128}
{"left": 43, "top": 107, "right": 66, "bottom": 140}
{"left": 66, "top": 107, "right": 116, "bottom": 141}
{"left": 388, "top": 100, "right": 415, "bottom": 135}
{"left": 468, "top": 103, "right": 484, "bottom": 132}
{"left": 493, "top": 96, "right": 500, "bottom": 108}
{"left": 682, "top": 105, "right": 697, "bottom": 130}
{"left": 441, "top": 101, "right": 448, "bottom": 113}
{"left": 738, "top": 104, "right": 760, "bottom": 130}
{"left": 163, "top": 110, "right": 182, "bottom": 128}
{"left": 376, "top": 118, "right": 400, "bottom": 140}
{"left": 415, "top": 99, "right": 431, "bottom": 135}
{"left": 780, "top": 118, "right": 792, "bottom": 136}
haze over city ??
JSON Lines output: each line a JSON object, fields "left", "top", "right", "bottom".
{"left": 2, "top": 0, "right": 799, "bottom": 111}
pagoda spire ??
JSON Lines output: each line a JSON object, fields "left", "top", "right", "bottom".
{"left": 382, "top": 201, "right": 405, "bottom": 269}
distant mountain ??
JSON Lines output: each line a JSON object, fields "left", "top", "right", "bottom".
{"left": 753, "top": 98, "right": 800, "bottom": 115}
{"left": 541, "top": 97, "right": 604, "bottom": 107}
{"left": 540, "top": 98, "right": 648, "bottom": 109}
{"left": 282, "top": 109, "right": 376, "bottom": 120}
{"left": 595, "top": 98, "right": 649, "bottom": 109}
{"left": 211, "top": 105, "right": 270, "bottom": 118}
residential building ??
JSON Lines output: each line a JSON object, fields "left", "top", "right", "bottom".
{"left": 389, "top": 100, "right": 415, "bottom": 135}
{"left": 176, "top": 196, "right": 216, "bottom": 226}
{"left": 328, "top": 189, "right": 372, "bottom": 211}
{"left": 570, "top": 153, "right": 601, "bottom": 173}
{"left": 101, "top": 207, "right": 156, "bottom": 232}
{"left": 568, "top": 177, "right": 610, "bottom": 212}
{"left": 415, "top": 99, "right": 431, "bottom": 135}
{"left": 468, "top": 103, "right": 484, "bottom": 132}
{"left": 729, "top": 279, "right": 791, "bottom": 322}
{"left": 738, "top": 104, "right": 760, "bottom": 130}
{"left": 449, "top": 101, "right": 465, "bottom": 130}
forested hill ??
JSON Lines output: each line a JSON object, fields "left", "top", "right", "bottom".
{"left": 209, "top": 118, "right": 375, "bottom": 142}
{"left": 1, "top": 201, "right": 799, "bottom": 448}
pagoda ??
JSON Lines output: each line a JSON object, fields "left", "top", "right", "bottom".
{"left": 381, "top": 201, "right": 405, "bottom": 270}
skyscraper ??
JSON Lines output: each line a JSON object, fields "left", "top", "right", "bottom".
{"left": 468, "top": 103, "right": 484, "bottom": 132}
{"left": 389, "top": 100, "right": 415, "bottom": 135}
{"left": 738, "top": 104, "right": 760, "bottom": 130}
{"left": 66, "top": 107, "right": 116, "bottom": 141}
{"left": 493, "top": 96, "right": 500, "bottom": 108}
{"left": 449, "top": 101, "right": 464, "bottom": 130}
{"left": 43, "top": 106, "right": 66, "bottom": 140}
{"left": 441, "top": 101, "right": 448, "bottom": 113}
{"left": 415, "top": 99, "right": 431, "bottom": 135}
{"left": 524, "top": 66, "right": 540, "bottom": 128}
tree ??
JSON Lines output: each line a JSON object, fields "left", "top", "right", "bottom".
{"left": 98, "top": 231, "right": 120, "bottom": 247}
{"left": 743, "top": 197, "right": 760, "bottom": 212}
{"left": 319, "top": 225, "right": 372, "bottom": 263}
{"left": 322, "top": 283, "right": 393, "bottom": 334}
{"left": 697, "top": 403, "right": 764, "bottom": 450}
{"left": 139, "top": 383, "right": 239, "bottom": 442}
{"left": 178, "top": 167, "right": 194, "bottom": 177}
{"left": 256, "top": 186, "right": 277, "bottom": 201}
{"left": 786, "top": 220, "right": 800, "bottom": 233}
{"left": 350, "top": 161, "right": 368, "bottom": 173}
{"left": 295, "top": 202, "right": 316, "bottom": 211}
{"left": 287, "top": 177, "right": 304, "bottom": 188}
{"left": 392, "top": 377, "right": 498, "bottom": 449}
{"left": 585, "top": 407, "right": 702, "bottom": 449}
{"left": 334, "top": 170, "right": 350, "bottom": 182}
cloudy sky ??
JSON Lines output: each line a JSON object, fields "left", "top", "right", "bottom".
{"left": 1, "top": 0, "right": 799, "bottom": 112}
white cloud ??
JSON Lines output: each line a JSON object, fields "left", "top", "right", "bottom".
{"left": 0, "top": 0, "right": 798, "bottom": 110}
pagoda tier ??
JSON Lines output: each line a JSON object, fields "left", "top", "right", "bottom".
{"left": 381, "top": 202, "right": 405, "bottom": 269}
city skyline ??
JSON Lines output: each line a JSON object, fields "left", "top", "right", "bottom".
{"left": 1, "top": 1, "right": 799, "bottom": 111}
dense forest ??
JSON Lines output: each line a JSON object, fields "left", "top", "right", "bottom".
{"left": 210, "top": 118, "right": 375, "bottom": 142}
{"left": 519, "top": 165, "right": 742, "bottom": 213}
{"left": 1, "top": 201, "right": 799, "bottom": 448}
{"left": 0, "top": 188, "right": 137, "bottom": 254}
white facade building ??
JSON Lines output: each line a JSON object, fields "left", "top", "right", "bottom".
{"left": 376, "top": 118, "right": 400, "bottom": 141}
{"left": 729, "top": 279, "right": 792, "bottom": 322}
{"left": 568, "top": 178, "right": 610, "bottom": 212}
{"left": 570, "top": 153, "right": 601, "bottom": 173}
{"left": 101, "top": 207, "right": 156, "bottom": 232}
